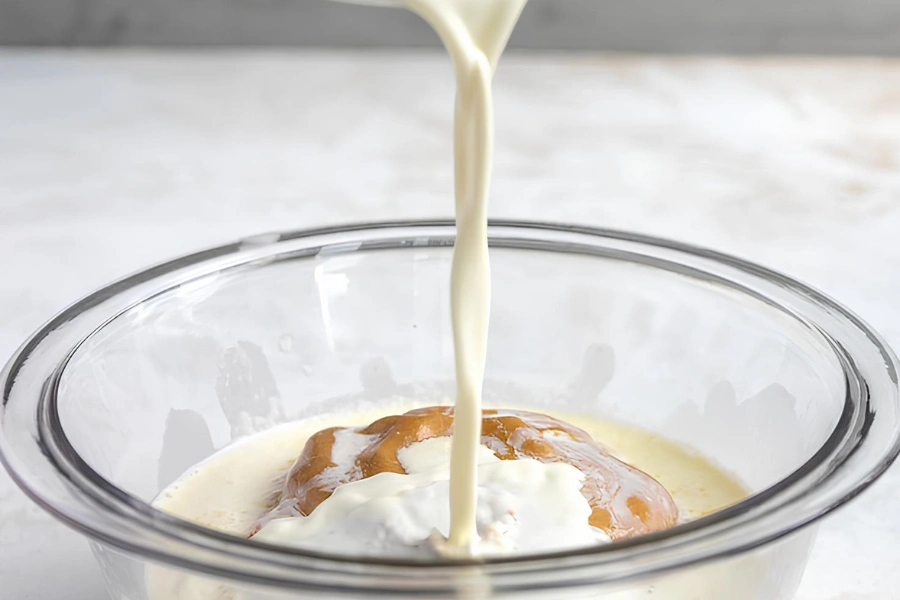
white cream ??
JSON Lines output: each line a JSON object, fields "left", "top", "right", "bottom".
{"left": 253, "top": 436, "right": 609, "bottom": 557}
{"left": 399, "top": 0, "right": 528, "bottom": 554}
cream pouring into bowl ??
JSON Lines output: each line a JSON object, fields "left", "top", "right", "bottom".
{"left": 1, "top": 221, "right": 899, "bottom": 599}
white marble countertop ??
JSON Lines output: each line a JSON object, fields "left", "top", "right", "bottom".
{"left": 1, "top": 50, "right": 899, "bottom": 599}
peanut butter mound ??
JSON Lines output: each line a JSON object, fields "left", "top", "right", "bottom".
{"left": 262, "top": 407, "right": 678, "bottom": 541}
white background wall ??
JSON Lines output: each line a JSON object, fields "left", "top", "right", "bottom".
{"left": 2, "top": 0, "right": 900, "bottom": 54}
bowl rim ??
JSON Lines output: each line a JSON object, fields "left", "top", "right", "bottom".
{"left": 2, "top": 219, "right": 899, "bottom": 595}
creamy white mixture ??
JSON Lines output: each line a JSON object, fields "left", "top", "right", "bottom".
{"left": 151, "top": 404, "right": 749, "bottom": 598}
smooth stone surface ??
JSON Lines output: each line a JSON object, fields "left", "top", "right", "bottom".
{"left": 1, "top": 50, "right": 899, "bottom": 599}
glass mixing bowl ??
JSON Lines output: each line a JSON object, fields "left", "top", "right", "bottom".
{"left": 1, "top": 221, "right": 898, "bottom": 600}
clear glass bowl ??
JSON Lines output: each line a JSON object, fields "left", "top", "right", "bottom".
{"left": 2, "top": 221, "right": 898, "bottom": 600}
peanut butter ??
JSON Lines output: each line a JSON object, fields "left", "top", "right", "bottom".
{"left": 268, "top": 407, "right": 679, "bottom": 540}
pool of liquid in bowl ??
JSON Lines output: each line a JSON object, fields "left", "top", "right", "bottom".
{"left": 148, "top": 400, "right": 749, "bottom": 600}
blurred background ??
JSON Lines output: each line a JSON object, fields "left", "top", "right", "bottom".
{"left": 2, "top": 0, "right": 900, "bottom": 53}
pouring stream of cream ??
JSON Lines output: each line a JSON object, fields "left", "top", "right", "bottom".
{"left": 400, "top": 0, "right": 527, "bottom": 552}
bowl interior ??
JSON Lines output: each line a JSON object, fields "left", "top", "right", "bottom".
{"left": 56, "top": 239, "right": 845, "bottom": 507}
